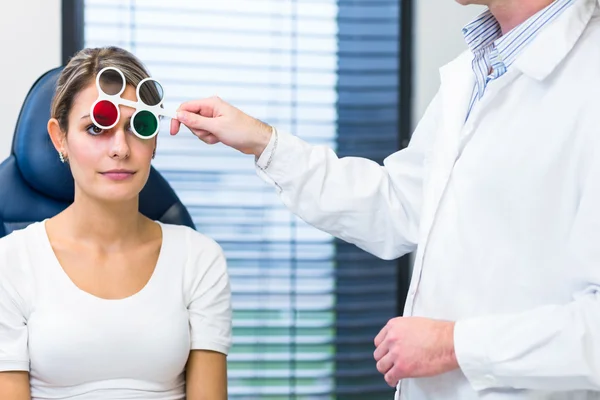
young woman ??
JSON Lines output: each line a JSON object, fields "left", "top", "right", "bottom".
{"left": 0, "top": 46, "right": 231, "bottom": 399}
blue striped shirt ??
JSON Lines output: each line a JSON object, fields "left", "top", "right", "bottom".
{"left": 463, "top": 0, "right": 575, "bottom": 120}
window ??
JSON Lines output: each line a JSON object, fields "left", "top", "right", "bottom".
{"left": 70, "top": 0, "right": 411, "bottom": 397}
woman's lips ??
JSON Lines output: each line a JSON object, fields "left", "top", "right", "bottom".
{"left": 100, "top": 170, "right": 136, "bottom": 181}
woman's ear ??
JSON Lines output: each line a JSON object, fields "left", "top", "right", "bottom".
{"left": 47, "top": 118, "right": 67, "bottom": 158}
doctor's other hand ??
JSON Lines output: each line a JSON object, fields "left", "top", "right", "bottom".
{"left": 170, "top": 96, "right": 273, "bottom": 157}
{"left": 373, "top": 317, "right": 459, "bottom": 387}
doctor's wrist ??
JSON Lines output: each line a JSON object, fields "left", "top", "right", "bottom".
{"left": 250, "top": 120, "right": 274, "bottom": 158}
{"left": 439, "top": 321, "right": 459, "bottom": 372}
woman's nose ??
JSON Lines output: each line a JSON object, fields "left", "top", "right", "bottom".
{"left": 109, "top": 128, "right": 130, "bottom": 159}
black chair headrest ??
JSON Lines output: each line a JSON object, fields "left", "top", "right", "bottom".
{"left": 13, "top": 67, "right": 74, "bottom": 202}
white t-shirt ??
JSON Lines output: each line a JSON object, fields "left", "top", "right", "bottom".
{"left": 0, "top": 220, "right": 232, "bottom": 399}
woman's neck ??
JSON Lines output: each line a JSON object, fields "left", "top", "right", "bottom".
{"left": 488, "top": 0, "right": 555, "bottom": 34}
{"left": 61, "top": 192, "right": 146, "bottom": 251}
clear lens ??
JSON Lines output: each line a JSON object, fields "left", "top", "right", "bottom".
{"left": 98, "top": 68, "right": 125, "bottom": 96}
{"left": 138, "top": 79, "right": 164, "bottom": 107}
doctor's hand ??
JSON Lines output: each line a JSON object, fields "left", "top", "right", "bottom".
{"left": 373, "top": 317, "right": 459, "bottom": 387}
{"left": 170, "top": 96, "right": 273, "bottom": 157}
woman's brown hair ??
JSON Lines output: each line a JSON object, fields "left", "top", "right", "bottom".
{"left": 51, "top": 46, "right": 158, "bottom": 133}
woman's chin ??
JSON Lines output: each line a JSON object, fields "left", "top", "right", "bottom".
{"left": 90, "top": 185, "right": 143, "bottom": 204}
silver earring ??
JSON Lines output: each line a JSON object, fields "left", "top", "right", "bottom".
{"left": 59, "top": 152, "right": 65, "bottom": 163}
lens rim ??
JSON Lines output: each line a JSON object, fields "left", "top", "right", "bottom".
{"left": 96, "top": 67, "right": 126, "bottom": 97}
{"left": 131, "top": 109, "right": 160, "bottom": 139}
{"left": 137, "top": 77, "right": 164, "bottom": 107}
{"left": 90, "top": 99, "right": 120, "bottom": 130}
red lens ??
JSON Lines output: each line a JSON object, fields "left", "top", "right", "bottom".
{"left": 92, "top": 100, "right": 118, "bottom": 127}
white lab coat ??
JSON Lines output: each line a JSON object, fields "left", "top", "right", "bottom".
{"left": 256, "top": 0, "right": 600, "bottom": 398}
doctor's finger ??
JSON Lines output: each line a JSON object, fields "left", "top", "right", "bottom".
{"left": 197, "top": 133, "right": 220, "bottom": 145}
{"left": 374, "top": 325, "right": 389, "bottom": 347}
{"left": 190, "top": 128, "right": 214, "bottom": 138}
{"left": 373, "top": 341, "right": 389, "bottom": 362}
{"left": 177, "top": 110, "right": 218, "bottom": 134}
{"left": 384, "top": 368, "right": 401, "bottom": 388}
{"left": 178, "top": 97, "right": 220, "bottom": 117}
{"left": 376, "top": 352, "right": 395, "bottom": 375}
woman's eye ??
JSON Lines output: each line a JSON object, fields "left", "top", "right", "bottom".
{"left": 86, "top": 124, "right": 104, "bottom": 135}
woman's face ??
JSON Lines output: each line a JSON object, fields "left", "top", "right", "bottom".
{"left": 49, "top": 81, "right": 156, "bottom": 204}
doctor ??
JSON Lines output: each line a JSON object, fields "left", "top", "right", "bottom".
{"left": 171, "top": 0, "right": 600, "bottom": 398}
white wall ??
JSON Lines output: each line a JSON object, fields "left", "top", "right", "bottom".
{"left": 0, "top": 0, "right": 62, "bottom": 159}
{"left": 412, "top": 1, "right": 484, "bottom": 128}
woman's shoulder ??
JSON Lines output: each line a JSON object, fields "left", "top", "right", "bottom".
{"left": 0, "top": 222, "right": 42, "bottom": 267}
{"left": 159, "top": 223, "right": 228, "bottom": 300}
{"left": 0, "top": 222, "right": 40, "bottom": 305}
{"left": 159, "top": 222, "right": 224, "bottom": 257}
{"left": 159, "top": 223, "right": 226, "bottom": 280}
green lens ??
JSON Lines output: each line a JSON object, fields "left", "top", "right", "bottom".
{"left": 133, "top": 110, "right": 158, "bottom": 138}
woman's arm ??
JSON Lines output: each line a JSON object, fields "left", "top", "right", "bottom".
{"left": 0, "top": 372, "right": 30, "bottom": 400}
{"left": 185, "top": 350, "right": 227, "bottom": 400}
{"left": 183, "top": 232, "right": 232, "bottom": 399}
{"left": 0, "top": 242, "right": 31, "bottom": 400}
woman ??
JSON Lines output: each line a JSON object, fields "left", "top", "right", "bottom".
{"left": 0, "top": 47, "right": 231, "bottom": 399}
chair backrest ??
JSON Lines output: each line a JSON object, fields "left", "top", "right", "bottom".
{"left": 0, "top": 66, "right": 195, "bottom": 237}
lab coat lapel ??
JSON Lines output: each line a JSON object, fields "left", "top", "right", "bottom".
{"left": 405, "top": 52, "right": 475, "bottom": 317}
{"left": 419, "top": 52, "right": 474, "bottom": 245}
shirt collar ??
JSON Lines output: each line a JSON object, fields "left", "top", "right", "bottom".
{"left": 513, "top": 0, "right": 597, "bottom": 80}
{"left": 462, "top": 0, "right": 578, "bottom": 70}
{"left": 462, "top": 10, "right": 502, "bottom": 54}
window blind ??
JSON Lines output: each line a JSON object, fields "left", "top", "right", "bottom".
{"left": 81, "top": 0, "right": 404, "bottom": 398}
